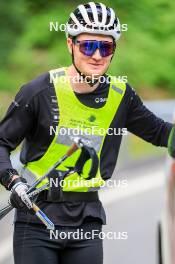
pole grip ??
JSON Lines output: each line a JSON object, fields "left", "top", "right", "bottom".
{"left": 66, "top": 143, "right": 79, "bottom": 157}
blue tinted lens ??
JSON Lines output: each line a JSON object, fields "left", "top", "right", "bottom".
{"left": 78, "top": 40, "right": 115, "bottom": 57}
{"left": 99, "top": 42, "right": 114, "bottom": 57}
{"left": 80, "top": 41, "right": 97, "bottom": 56}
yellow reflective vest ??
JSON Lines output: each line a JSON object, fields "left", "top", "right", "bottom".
{"left": 22, "top": 67, "right": 126, "bottom": 192}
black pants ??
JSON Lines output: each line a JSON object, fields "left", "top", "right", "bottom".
{"left": 13, "top": 221, "right": 103, "bottom": 264}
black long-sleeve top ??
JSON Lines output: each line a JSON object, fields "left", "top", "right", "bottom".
{"left": 0, "top": 72, "right": 172, "bottom": 226}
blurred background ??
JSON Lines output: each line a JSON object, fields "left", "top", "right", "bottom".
{"left": 0, "top": 0, "right": 175, "bottom": 107}
{"left": 0, "top": 0, "right": 175, "bottom": 263}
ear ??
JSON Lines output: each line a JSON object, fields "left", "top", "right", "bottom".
{"left": 67, "top": 37, "right": 73, "bottom": 54}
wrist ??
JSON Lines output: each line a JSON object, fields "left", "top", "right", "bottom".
{"left": 9, "top": 177, "right": 27, "bottom": 191}
{"left": 0, "top": 169, "right": 19, "bottom": 190}
{"left": 8, "top": 175, "right": 20, "bottom": 190}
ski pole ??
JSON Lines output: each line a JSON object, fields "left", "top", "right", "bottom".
{"left": 27, "top": 141, "right": 80, "bottom": 193}
{"left": 32, "top": 203, "right": 55, "bottom": 230}
{"left": 0, "top": 140, "right": 80, "bottom": 220}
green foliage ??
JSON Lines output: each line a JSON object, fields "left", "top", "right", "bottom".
{"left": 0, "top": 0, "right": 27, "bottom": 66}
{"left": 0, "top": 0, "right": 175, "bottom": 98}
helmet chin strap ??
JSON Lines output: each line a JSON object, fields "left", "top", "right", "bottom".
{"left": 71, "top": 47, "right": 99, "bottom": 87}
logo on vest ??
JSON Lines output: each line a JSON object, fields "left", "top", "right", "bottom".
{"left": 88, "top": 115, "right": 96, "bottom": 122}
{"left": 95, "top": 97, "right": 107, "bottom": 103}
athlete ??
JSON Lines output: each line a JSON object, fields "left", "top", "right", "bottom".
{"left": 0, "top": 2, "right": 175, "bottom": 264}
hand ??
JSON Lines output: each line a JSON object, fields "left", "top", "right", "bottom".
{"left": 168, "top": 125, "right": 175, "bottom": 158}
{"left": 9, "top": 177, "right": 33, "bottom": 213}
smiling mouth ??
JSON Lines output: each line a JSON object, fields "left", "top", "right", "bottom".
{"left": 89, "top": 63, "right": 103, "bottom": 66}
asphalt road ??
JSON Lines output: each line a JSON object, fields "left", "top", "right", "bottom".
{"left": 0, "top": 159, "right": 166, "bottom": 264}
{"left": 102, "top": 183, "right": 163, "bottom": 264}
{"left": 0, "top": 195, "right": 14, "bottom": 264}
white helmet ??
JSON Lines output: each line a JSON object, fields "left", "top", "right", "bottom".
{"left": 66, "top": 2, "right": 121, "bottom": 41}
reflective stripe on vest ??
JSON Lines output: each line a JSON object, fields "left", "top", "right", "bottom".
{"left": 23, "top": 67, "right": 126, "bottom": 192}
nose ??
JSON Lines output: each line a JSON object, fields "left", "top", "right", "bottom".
{"left": 91, "top": 48, "right": 102, "bottom": 60}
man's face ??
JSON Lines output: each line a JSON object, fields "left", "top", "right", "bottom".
{"left": 67, "top": 33, "right": 115, "bottom": 78}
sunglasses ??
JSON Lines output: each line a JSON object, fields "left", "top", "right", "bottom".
{"left": 73, "top": 39, "right": 116, "bottom": 57}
